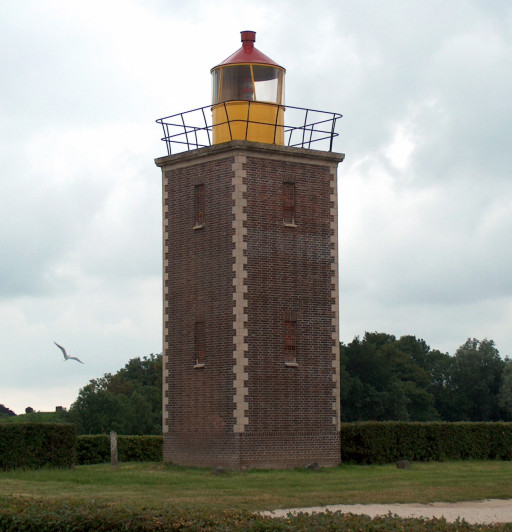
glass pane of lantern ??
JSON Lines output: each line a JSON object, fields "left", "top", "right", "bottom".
{"left": 220, "top": 65, "right": 253, "bottom": 101}
{"left": 212, "top": 69, "right": 221, "bottom": 104}
{"left": 253, "top": 66, "right": 282, "bottom": 104}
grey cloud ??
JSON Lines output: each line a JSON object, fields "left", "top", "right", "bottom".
{"left": 2, "top": 0, "right": 512, "bottom": 415}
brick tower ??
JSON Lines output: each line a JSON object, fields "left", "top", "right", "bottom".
{"left": 155, "top": 31, "right": 344, "bottom": 469}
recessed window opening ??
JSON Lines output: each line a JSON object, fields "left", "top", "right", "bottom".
{"left": 195, "top": 184, "right": 205, "bottom": 227}
{"left": 283, "top": 181, "right": 295, "bottom": 225}
{"left": 284, "top": 319, "right": 297, "bottom": 364}
{"left": 194, "top": 321, "right": 205, "bottom": 367}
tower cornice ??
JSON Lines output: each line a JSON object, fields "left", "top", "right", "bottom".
{"left": 155, "top": 140, "right": 345, "bottom": 169}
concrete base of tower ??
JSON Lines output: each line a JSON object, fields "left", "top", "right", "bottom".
{"left": 163, "top": 431, "right": 341, "bottom": 469}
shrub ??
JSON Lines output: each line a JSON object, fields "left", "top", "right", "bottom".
{"left": 76, "top": 435, "right": 162, "bottom": 465}
{"left": 118, "top": 435, "right": 162, "bottom": 462}
{"left": 75, "top": 435, "right": 110, "bottom": 465}
{"left": 0, "top": 496, "right": 493, "bottom": 531}
{"left": 340, "top": 422, "right": 512, "bottom": 464}
{"left": 0, "top": 423, "right": 76, "bottom": 470}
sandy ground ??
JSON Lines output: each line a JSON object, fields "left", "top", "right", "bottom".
{"left": 262, "top": 499, "right": 512, "bottom": 524}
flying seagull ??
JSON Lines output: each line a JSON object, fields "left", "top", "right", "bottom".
{"left": 54, "top": 341, "right": 84, "bottom": 364}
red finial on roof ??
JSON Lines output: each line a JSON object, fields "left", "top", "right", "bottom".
{"left": 212, "top": 30, "right": 284, "bottom": 70}
{"left": 241, "top": 30, "right": 256, "bottom": 52}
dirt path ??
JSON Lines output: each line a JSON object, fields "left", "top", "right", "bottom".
{"left": 262, "top": 499, "right": 512, "bottom": 524}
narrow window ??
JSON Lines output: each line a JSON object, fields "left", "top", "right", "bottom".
{"left": 283, "top": 181, "right": 295, "bottom": 225}
{"left": 284, "top": 319, "right": 297, "bottom": 364}
{"left": 195, "top": 184, "right": 205, "bottom": 227}
{"left": 194, "top": 321, "right": 205, "bottom": 367}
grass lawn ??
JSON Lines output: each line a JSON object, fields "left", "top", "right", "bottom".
{"left": 1, "top": 461, "right": 512, "bottom": 512}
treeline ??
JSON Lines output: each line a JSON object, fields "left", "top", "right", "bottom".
{"left": 3, "top": 334, "right": 511, "bottom": 433}
{"left": 341, "top": 333, "right": 511, "bottom": 422}
{"left": 66, "top": 334, "right": 512, "bottom": 432}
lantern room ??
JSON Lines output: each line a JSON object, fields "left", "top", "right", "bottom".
{"left": 211, "top": 31, "right": 286, "bottom": 145}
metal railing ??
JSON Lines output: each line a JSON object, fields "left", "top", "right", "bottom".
{"left": 156, "top": 102, "right": 342, "bottom": 155}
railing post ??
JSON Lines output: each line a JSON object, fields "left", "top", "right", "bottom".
{"left": 273, "top": 105, "right": 280, "bottom": 144}
{"left": 224, "top": 102, "right": 233, "bottom": 141}
{"left": 329, "top": 114, "right": 337, "bottom": 152}
{"left": 201, "top": 107, "right": 211, "bottom": 147}
{"left": 180, "top": 113, "right": 189, "bottom": 150}
{"left": 301, "top": 109, "right": 309, "bottom": 148}
{"left": 244, "top": 101, "right": 251, "bottom": 141}
{"left": 161, "top": 122, "right": 172, "bottom": 156}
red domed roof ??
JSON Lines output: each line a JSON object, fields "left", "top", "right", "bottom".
{"left": 211, "top": 31, "right": 285, "bottom": 71}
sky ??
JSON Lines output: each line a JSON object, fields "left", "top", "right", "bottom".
{"left": 1, "top": 0, "right": 511, "bottom": 415}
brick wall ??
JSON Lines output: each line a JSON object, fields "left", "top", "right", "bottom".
{"left": 156, "top": 141, "right": 344, "bottom": 468}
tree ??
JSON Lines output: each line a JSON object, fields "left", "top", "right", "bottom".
{"left": 0, "top": 404, "right": 15, "bottom": 417}
{"left": 397, "top": 335, "right": 454, "bottom": 419}
{"left": 340, "top": 333, "right": 440, "bottom": 422}
{"left": 499, "top": 361, "right": 512, "bottom": 419}
{"left": 69, "top": 354, "right": 162, "bottom": 435}
{"left": 447, "top": 338, "right": 505, "bottom": 421}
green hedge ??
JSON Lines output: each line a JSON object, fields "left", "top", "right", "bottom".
{"left": 76, "top": 435, "right": 162, "bottom": 465}
{"left": 77, "top": 424, "right": 512, "bottom": 466}
{"left": 4, "top": 423, "right": 511, "bottom": 469}
{"left": 0, "top": 496, "right": 492, "bottom": 531}
{"left": 0, "top": 423, "right": 76, "bottom": 470}
{"left": 340, "top": 422, "right": 512, "bottom": 464}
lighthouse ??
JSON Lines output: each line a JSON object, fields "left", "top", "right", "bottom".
{"left": 156, "top": 31, "right": 344, "bottom": 468}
